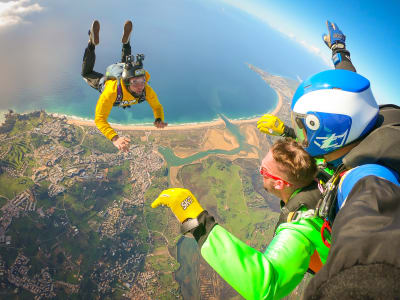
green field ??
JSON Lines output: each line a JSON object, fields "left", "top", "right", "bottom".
{"left": 1, "top": 140, "right": 32, "bottom": 170}
{"left": 179, "top": 156, "right": 278, "bottom": 245}
{"left": 0, "top": 173, "right": 34, "bottom": 199}
{"left": 81, "top": 132, "right": 118, "bottom": 154}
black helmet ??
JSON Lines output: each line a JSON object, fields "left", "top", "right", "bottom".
{"left": 121, "top": 54, "right": 146, "bottom": 86}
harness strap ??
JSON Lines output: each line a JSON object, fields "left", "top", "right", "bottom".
{"left": 116, "top": 80, "right": 123, "bottom": 102}
{"left": 113, "top": 79, "right": 124, "bottom": 108}
{"left": 288, "top": 209, "right": 315, "bottom": 223}
{"left": 321, "top": 219, "right": 332, "bottom": 248}
{"left": 286, "top": 208, "right": 325, "bottom": 273}
{"left": 113, "top": 79, "right": 146, "bottom": 109}
{"left": 309, "top": 250, "right": 323, "bottom": 274}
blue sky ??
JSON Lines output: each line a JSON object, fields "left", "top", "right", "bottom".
{"left": 0, "top": 0, "right": 399, "bottom": 110}
{"left": 215, "top": 0, "right": 400, "bottom": 105}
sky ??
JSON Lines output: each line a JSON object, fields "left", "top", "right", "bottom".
{"left": 217, "top": 0, "right": 400, "bottom": 105}
{"left": 0, "top": 0, "right": 399, "bottom": 113}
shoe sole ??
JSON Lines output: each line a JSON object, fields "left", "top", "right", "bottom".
{"left": 122, "top": 21, "right": 133, "bottom": 44}
{"left": 91, "top": 20, "right": 100, "bottom": 45}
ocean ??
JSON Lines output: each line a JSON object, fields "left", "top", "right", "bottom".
{"left": 0, "top": 0, "right": 326, "bottom": 125}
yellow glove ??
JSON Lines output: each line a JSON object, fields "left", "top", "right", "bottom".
{"left": 151, "top": 188, "right": 204, "bottom": 223}
{"left": 257, "top": 114, "right": 285, "bottom": 136}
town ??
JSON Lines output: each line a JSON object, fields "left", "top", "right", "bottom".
{"left": 0, "top": 111, "right": 173, "bottom": 298}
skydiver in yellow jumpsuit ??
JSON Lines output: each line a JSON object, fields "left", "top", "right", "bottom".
{"left": 81, "top": 20, "right": 167, "bottom": 152}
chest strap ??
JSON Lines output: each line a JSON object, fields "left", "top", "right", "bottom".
{"left": 287, "top": 209, "right": 316, "bottom": 223}
{"left": 113, "top": 80, "right": 146, "bottom": 109}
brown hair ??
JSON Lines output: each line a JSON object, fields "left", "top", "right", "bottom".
{"left": 271, "top": 138, "right": 317, "bottom": 187}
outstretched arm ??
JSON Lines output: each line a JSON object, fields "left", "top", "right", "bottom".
{"left": 198, "top": 217, "right": 314, "bottom": 299}
{"left": 152, "top": 189, "right": 315, "bottom": 300}
{"left": 146, "top": 86, "right": 168, "bottom": 128}
{"left": 95, "top": 89, "right": 118, "bottom": 141}
{"left": 323, "top": 20, "right": 356, "bottom": 72}
{"left": 95, "top": 83, "right": 131, "bottom": 152}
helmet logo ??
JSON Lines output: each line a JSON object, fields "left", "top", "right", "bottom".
{"left": 134, "top": 69, "right": 145, "bottom": 76}
{"left": 314, "top": 130, "right": 348, "bottom": 150}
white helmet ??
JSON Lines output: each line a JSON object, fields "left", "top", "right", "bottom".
{"left": 291, "top": 69, "right": 379, "bottom": 157}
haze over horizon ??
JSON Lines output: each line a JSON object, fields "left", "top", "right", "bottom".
{"left": 0, "top": 0, "right": 399, "bottom": 121}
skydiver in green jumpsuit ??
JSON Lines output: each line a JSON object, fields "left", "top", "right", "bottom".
{"left": 152, "top": 139, "right": 330, "bottom": 299}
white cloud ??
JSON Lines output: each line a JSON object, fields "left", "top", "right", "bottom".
{"left": 0, "top": 0, "right": 44, "bottom": 28}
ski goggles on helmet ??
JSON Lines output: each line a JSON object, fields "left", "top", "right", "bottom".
{"left": 291, "top": 111, "right": 353, "bottom": 157}
{"left": 291, "top": 112, "right": 309, "bottom": 148}
{"left": 128, "top": 77, "right": 146, "bottom": 86}
{"left": 260, "top": 166, "right": 292, "bottom": 186}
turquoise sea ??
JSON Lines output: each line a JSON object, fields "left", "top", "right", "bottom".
{"left": 0, "top": 0, "right": 327, "bottom": 125}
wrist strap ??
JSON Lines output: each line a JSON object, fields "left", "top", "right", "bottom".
{"left": 181, "top": 218, "right": 200, "bottom": 234}
{"left": 331, "top": 42, "right": 345, "bottom": 51}
{"left": 283, "top": 126, "right": 296, "bottom": 138}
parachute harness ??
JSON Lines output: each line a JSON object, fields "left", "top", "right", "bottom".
{"left": 315, "top": 164, "right": 348, "bottom": 248}
{"left": 113, "top": 79, "right": 146, "bottom": 109}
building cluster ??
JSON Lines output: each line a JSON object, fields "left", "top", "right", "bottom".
{"left": 47, "top": 184, "right": 66, "bottom": 198}
{"left": 100, "top": 209, "right": 137, "bottom": 239}
{"left": 7, "top": 254, "right": 56, "bottom": 299}
{"left": 126, "top": 146, "right": 164, "bottom": 207}
{"left": 99, "top": 204, "right": 123, "bottom": 238}
{"left": 0, "top": 255, "right": 6, "bottom": 277}
{"left": 11, "top": 190, "right": 36, "bottom": 211}
{"left": 0, "top": 164, "right": 27, "bottom": 178}
{"left": 0, "top": 189, "right": 36, "bottom": 245}
{"left": 91, "top": 252, "right": 145, "bottom": 294}
{"left": 135, "top": 270, "right": 158, "bottom": 296}
{"left": 54, "top": 280, "right": 80, "bottom": 295}
{"left": 34, "top": 117, "right": 75, "bottom": 144}
{"left": 32, "top": 143, "right": 140, "bottom": 198}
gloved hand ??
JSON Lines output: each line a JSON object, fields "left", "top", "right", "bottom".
{"left": 112, "top": 136, "right": 131, "bottom": 152}
{"left": 322, "top": 20, "right": 346, "bottom": 49}
{"left": 154, "top": 118, "right": 168, "bottom": 129}
{"left": 151, "top": 188, "right": 204, "bottom": 223}
{"left": 257, "top": 114, "right": 285, "bottom": 136}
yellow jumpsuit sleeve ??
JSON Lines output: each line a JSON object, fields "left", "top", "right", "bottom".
{"left": 145, "top": 84, "right": 164, "bottom": 121}
{"left": 94, "top": 80, "right": 118, "bottom": 140}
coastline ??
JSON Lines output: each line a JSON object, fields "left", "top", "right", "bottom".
{"left": 66, "top": 91, "right": 283, "bottom": 131}
{"left": 67, "top": 117, "right": 225, "bottom": 131}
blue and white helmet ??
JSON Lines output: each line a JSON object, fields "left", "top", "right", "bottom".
{"left": 291, "top": 69, "right": 379, "bottom": 157}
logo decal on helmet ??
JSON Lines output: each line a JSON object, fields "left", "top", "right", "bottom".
{"left": 134, "top": 69, "right": 145, "bottom": 76}
{"left": 314, "top": 130, "right": 349, "bottom": 150}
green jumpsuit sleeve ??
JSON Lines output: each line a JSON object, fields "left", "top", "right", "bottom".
{"left": 200, "top": 219, "right": 322, "bottom": 300}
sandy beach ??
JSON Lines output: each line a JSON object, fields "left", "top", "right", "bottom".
{"left": 67, "top": 90, "right": 283, "bottom": 131}
{"left": 67, "top": 117, "right": 225, "bottom": 131}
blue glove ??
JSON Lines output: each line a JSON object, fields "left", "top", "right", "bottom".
{"left": 322, "top": 20, "right": 346, "bottom": 49}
